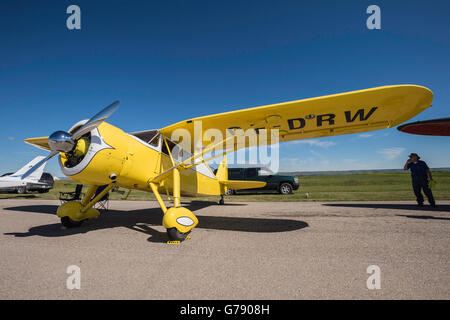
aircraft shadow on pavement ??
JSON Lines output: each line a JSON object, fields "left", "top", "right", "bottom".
{"left": 3, "top": 200, "right": 308, "bottom": 243}
{"left": 3, "top": 204, "right": 57, "bottom": 214}
{"left": 324, "top": 203, "right": 450, "bottom": 212}
{"left": 395, "top": 214, "right": 450, "bottom": 221}
{"left": 0, "top": 195, "right": 38, "bottom": 199}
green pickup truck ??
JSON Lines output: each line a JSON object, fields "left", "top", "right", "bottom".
{"left": 218, "top": 167, "right": 300, "bottom": 195}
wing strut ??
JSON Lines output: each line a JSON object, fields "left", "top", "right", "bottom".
{"left": 149, "top": 131, "right": 242, "bottom": 184}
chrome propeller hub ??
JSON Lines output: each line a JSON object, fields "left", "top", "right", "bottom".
{"left": 48, "top": 131, "right": 75, "bottom": 153}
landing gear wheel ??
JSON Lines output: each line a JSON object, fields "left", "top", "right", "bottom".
{"left": 279, "top": 183, "right": 293, "bottom": 195}
{"left": 167, "top": 227, "right": 190, "bottom": 242}
{"left": 17, "top": 186, "right": 27, "bottom": 194}
{"left": 219, "top": 195, "right": 225, "bottom": 205}
{"left": 61, "top": 216, "right": 83, "bottom": 228}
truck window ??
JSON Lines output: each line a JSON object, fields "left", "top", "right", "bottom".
{"left": 259, "top": 169, "right": 272, "bottom": 176}
{"left": 246, "top": 168, "right": 257, "bottom": 178}
{"left": 228, "top": 169, "right": 242, "bottom": 179}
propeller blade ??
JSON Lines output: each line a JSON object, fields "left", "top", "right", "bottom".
{"left": 72, "top": 100, "right": 120, "bottom": 140}
{"left": 21, "top": 151, "right": 58, "bottom": 180}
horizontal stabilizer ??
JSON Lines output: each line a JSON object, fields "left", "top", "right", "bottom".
{"left": 219, "top": 180, "right": 266, "bottom": 190}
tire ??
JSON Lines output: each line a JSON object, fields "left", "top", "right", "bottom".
{"left": 167, "top": 227, "right": 189, "bottom": 242}
{"left": 61, "top": 216, "right": 83, "bottom": 228}
{"left": 16, "top": 186, "right": 27, "bottom": 194}
{"left": 279, "top": 182, "right": 293, "bottom": 195}
{"left": 225, "top": 189, "right": 234, "bottom": 196}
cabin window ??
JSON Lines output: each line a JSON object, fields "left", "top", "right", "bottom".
{"left": 161, "top": 137, "right": 177, "bottom": 156}
{"left": 148, "top": 133, "right": 160, "bottom": 148}
{"left": 132, "top": 130, "right": 160, "bottom": 147}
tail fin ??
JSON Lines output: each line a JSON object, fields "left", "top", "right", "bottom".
{"left": 215, "top": 155, "right": 267, "bottom": 192}
{"left": 13, "top": 156, "right": 46, "bottom": 180}
{"left": 215, "top": 154, "right": 228, "bottom": 181}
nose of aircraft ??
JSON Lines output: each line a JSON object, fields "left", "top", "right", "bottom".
{"left": 21, "top": 100, "right": 120, "bottom": 180}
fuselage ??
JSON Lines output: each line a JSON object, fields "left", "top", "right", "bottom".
{"left": 59, "top": 122, "right": 222, "bottom": 196}
{"left": 0, "top": 175, "right": 45, "bottom": 190}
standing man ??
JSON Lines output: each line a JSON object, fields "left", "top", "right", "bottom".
{"left": 403, "top": 153, "right": 436, "bottom": 207}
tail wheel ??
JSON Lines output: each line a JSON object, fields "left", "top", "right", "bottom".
{"left": 61, "top": 216, "right": 83, "bottom": 228}
{"left": 225, "top": 189, "right": 234, "bottom": 196}
{"left": 279, "top": 182, "right": 293, "bottom": 195}
{"left": 167, "top": 227, "right": 190, "bottom": 242}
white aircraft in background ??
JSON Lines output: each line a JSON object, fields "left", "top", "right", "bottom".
{"left": 0, "top": 156, "right": 53, "bottom": 194}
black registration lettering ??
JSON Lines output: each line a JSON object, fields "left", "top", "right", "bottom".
{"left": 345, "top": 107, "right": 378, "bottom": 122}
{"left": 287, "top": 118, "right": 305, "bottom": 130}
{"left": 317, "top": 113, "right": 336, "bottom": 127}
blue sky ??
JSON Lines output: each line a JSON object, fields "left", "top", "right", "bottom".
{"left": 0, "top": 0, "right": 449, "bottom": 176}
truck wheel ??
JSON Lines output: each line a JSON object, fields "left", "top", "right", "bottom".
{"left": 16, "top": 186, "right": 27, "bottom": 194}
{"left": 279, "top": 183, "right": 293, "bottom": 195}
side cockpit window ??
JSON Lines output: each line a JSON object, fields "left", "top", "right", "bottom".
{"left": 130, "top": 130, "right": 186, "bottom": 161}
{"left": 132, "top": 130, "right": 161, "bottom": 150}
{"left": 161, "top": 137, "right": 176, "bottom": 156}
{"left": 148, "top": 133, "right": 160, "bottom": 148}
{"left": 161, "top": 136, "right": 186, "bottom": 163}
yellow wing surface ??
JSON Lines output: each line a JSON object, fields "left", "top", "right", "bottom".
{"left": 25, "top": 85, "right": 432, "bottom": 153}
{"left": 159, "top": 85, "right": 433, "bottom": 150}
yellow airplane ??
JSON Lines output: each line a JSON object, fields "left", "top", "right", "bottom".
{"left": 23, "top": 85, "right": 433, "bottom": 243}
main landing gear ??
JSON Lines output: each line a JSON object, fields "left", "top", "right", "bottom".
{"left": 149, "top": 168, "right": 199, "bottom": 244}
{"left": 162, "top": 207, "right": 197, "bottom": 244}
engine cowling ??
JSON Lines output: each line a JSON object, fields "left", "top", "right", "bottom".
{"left": 58, "top": 121, "right": 129, "bottom": 186}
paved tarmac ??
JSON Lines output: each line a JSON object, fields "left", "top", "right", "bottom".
{"left": 0, "top": 199, "right": 448, "bottom": 299}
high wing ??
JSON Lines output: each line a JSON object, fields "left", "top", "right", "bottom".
{"left": 25, "top": 85, "right": 433, "bottom": 154}
{"left": 158, "top": 85, "right": 433, "bottom": 152}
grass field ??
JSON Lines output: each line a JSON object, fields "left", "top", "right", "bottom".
{"left": 1, "top": 172, "right": 449, "bottom": 202}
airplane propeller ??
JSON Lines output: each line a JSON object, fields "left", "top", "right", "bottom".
{"left": 21, "top": 101, "right": 120, "bottom": 179}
